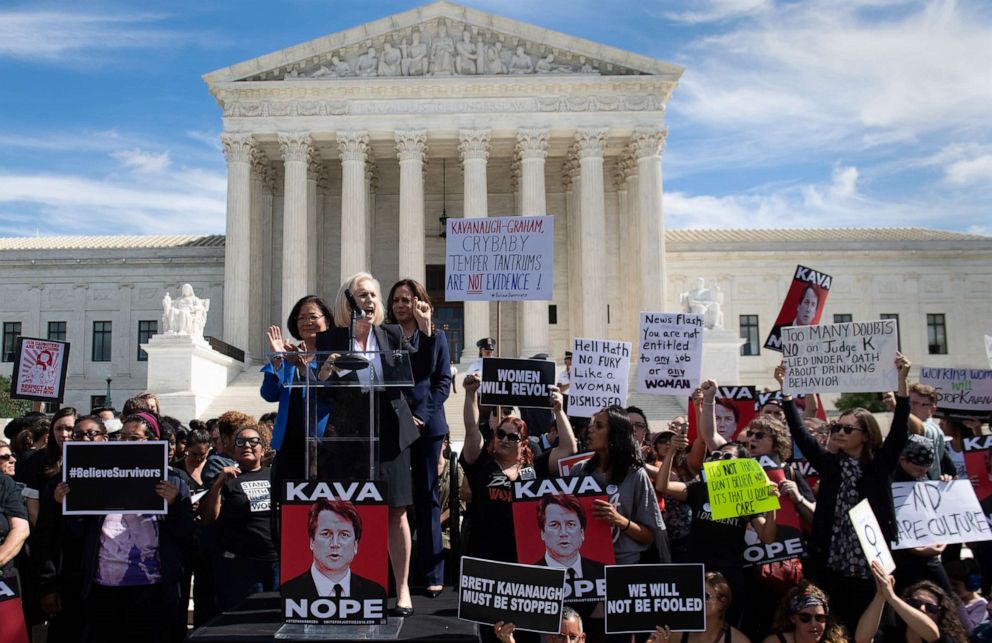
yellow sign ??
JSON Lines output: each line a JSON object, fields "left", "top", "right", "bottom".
{"left": 703, "top": 458, "right": 780, "bottom": 520}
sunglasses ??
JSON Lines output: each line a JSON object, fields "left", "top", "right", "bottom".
{"left": 796, "top": 613, "right": 827, "bottom": 624}
{"left": 495, "top": 428, "right": 521, "bottom": 443}
{"left": 745, "top": 431, "right": 767, "bottom": 440}
{"left": 655, "top": 434, "right": 674, "bottom": 444}
{"left": 0, "top": 453, "right": 13, "bottom": 461}
{"left": 235, "top": 437, "right": 262, "bottom": 448}
{"left": 906, "top": 598, "right": 941, "bottom": 615}
{"left": 707, "top": 451, "right": 736, "bottom": 461}
{"left": 829, "top": 423, "right": 863, "bottom": 435}
{"left": 669, "top": 422, "right": 688, "bottom": 430}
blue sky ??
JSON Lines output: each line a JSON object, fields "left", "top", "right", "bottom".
{"left": 0, "top": 0, "right": 989, "bottom": 237}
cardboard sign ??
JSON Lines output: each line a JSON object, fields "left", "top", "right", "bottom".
{"left": 848, "top": 498, "right": 896, "bottom": 574}
{"left": 569, "top": 338, "right": 632, "bottom": 418}
{"left": 9, "top": 337, "right": 70, "bottom": 402}
{"left": 604, "top": 564, "right": 706, "bottom": 633}
{"left": 479, "top": 358, "right": 556, "bottom": 409}
{"left": 764, "top": 265, "right": 832, "bottom": 352}
{"left": 279, "top": 480, "right": 389, "bottom": 625}
{"left": 62, "top": 442, "right": 168, "bottom": 515}
{"left": 557, "top": 452, "right": 594, "bottom": 477}
{"left": 741, "top": 457, "right": 807, "bottom": 567}
{"left": 919, "top": 368, "right": 992, "bottom": 417}
{"left": 636, "top": 313, "right": 703, "bottom": 396}
{"left": 458, "top": 556, "right": 566, "bottom": 633}
{"left": 782, "top": 320, "right": 898, "bottom": 395}
{"left": 891, "top": 480, "right": 992, "bottom": 549}
{"left": 687, "top": 386, "right": 758, "bottom": 443}
{"left": 445, "top": 215, "right": 554, "bottom": 301}
{"left": 512, "top": 476, "right": 615, "bottom": 603}
{"left": 702, "top": 458, "right": 779, "bottom": 520}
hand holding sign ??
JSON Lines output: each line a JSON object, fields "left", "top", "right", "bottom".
{"left": 869, "top": 560, "right": 897, "bottom": 603}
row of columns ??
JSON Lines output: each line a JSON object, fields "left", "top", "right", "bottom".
{"left": 221, "top": 127, "right": 667, "bottom": 363}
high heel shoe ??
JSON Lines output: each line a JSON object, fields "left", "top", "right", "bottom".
{"left": 425, "top": 585, "right": 444, "bottom": 598}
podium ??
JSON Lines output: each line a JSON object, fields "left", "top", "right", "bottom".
{"left": 271, "top": 349, "right": 414, "bottom": 640}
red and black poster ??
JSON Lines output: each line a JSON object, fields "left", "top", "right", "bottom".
{"left": 764, "top": 265, "right": 832, "bottom": 352}
{"left": 742, "top": 457, "right": 807, "bottom": 567}
{"left": 512, "top": 476, "right": 615, "bottom": 603}
{"left": 963, "top": 437, "right": 992, "bottom": 522}
{"left": 0, "top": 574, "right": 29, "bottom": 643}
{"left": 10, "top": 337, "right": 70, "bottom": 403}
{"left": 279, "top": 480, "right": 389, "bottom": 625}
{"left": 687, "top": 386, "right": 759, "bottom": 444}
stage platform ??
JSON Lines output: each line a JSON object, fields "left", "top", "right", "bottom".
{"left": 187, "top": 590, "right": 478, "bottom": 642}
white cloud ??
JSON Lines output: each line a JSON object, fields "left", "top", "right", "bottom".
{"left": 0, "top": 10, "right": 193, "bottom": 63}
{"left": 112, "top": 148, "right": 171, "bottom": 174}
{"left": 664, "top": 0, "right": 771, "bottom": 25}
{"left": 943, "top": 155, "right": 992, "bottom": 186}
{"left": 185, "top": 130, "right": 223, "bottom": 152}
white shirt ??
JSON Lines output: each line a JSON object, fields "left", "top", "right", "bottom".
{"left": 310, "top": 563, "right": 353, "bottom": 597}
{"left": 544, "top": 552, "right": 583, "bottom": 578}
{"left": 352, "top": 331, "right": 383, "bottom": 390}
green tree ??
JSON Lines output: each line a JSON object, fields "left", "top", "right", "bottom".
{"left": 0, "top": 375, "right": 31, "bottom": 418}
{"left": 834, "top": 392, "right": 886, "bottom": 414}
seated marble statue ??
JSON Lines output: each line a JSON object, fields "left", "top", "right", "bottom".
{"left": 162, "top": 284, "right": 210, "bottom": 339}
{"left": 680, "top": 277, "right": 724, "bottom": 330}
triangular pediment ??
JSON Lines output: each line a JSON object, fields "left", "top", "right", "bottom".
{"left": 203, "top": 1, "right": 682, "bottom": 87}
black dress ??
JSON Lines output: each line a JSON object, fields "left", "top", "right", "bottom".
{"left": 315, "top": 324, "right": 432, "bottom": 507}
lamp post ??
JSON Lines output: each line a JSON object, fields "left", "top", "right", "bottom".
{"left": 105, "top": 376, "right": 113, "bottom": 410}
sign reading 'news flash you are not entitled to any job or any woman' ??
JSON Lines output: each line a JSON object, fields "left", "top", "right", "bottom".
{"left": 445, "top": 215, "right": 554, "bottom": 301}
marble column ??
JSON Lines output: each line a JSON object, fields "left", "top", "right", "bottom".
{"left": 306, "top": 154, "right": 321, "bottom": 294}
{"left": 515, "top": 128, "right": 550, "bottom": 358}
{"left": 631, "top": 128, "right": 668, "bottom": 312}
{"left": 337, "top": 130, "right": 370, "bottom": 281}
{"left": 458, "top": 128, "right": 491, "bottom": 361}
{"left": 278, "top": 132, "right": 312, "bottom": 324}
{"left": 365, "top": 155, "right": 377, "bottom": 270}
{"left": 395, "top": 130, "right": 428, "bottom": 284}
{"left": 221, "top": 133, "right": 255, "bottom": 354}
{"left": 563, "top": 156, "right": 582, "bottom": 341}
{"left": 575, "top": 128, "right": 609, "bottom": 339}
{"left": 619, "top": 152, "right": 641, "bottom": 348}
{"left": 248, "top": 148, "right": 272, "bottom": 360}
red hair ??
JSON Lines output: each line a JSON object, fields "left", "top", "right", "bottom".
{"left": 486, "top": 416, "right": 533, "bottom": 466}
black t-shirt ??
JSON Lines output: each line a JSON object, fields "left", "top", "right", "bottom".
{"left": 217, "top": 467, "right": 276, "bottom": 562}
{"left": 1, "top": 475, "right": 29, "bottom": 573}
{"left": 462, "top": 449, "right": 532, "bottom": 563}
{"left": 202, "top": 452, "right": 237, "bottom": 489}
{"left": 685, "top": 480, "right": 754, "bottom": 568}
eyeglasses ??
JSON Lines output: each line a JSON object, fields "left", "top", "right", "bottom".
{"left": 707, "top": 451, "right": 736, "bottom": 461}
{"left": 745, "top": 431, "right": 767, "bottom": 440}
{"left": 122, "top": 434, "right": 147, "bottom": 442}
{"left": 829, "top": 423, "right": 863, "bottom": 435}
{"left": 796, "top": 613, "right": 827, "bottom": 623}
{"left": 906, "top": 598, "right": 941, "bottom": 615}
{"left": 495, "top": 428, "right": 521, "bottom": 443}
{"left": 73, "top": 431, "right": 106, "bottom": 440}
{"left": 298, "top": 315, "right": 324, "bottom": 323}
{"left": 0, "top": 453, "right": 13, "bottom": 461}
{"left": 235, "top": 437, "right": 262, "bottom": 448}
{"left": 669, "top": 422, "right": 688, "bottom": 430}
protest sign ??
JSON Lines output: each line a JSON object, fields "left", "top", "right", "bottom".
{"left": 0, "top": 575, "right": 29, "bottom": 643}
{"left": 742, "top": 457, "right": 807, "bottom": 567}
{"left": 782, "top": 320, "right": 898, "bottom": 395}
{"left": 919, "top": 368, "right": 992, "bottom": 417}
{"left": 636, "top": 313, "right": 703, "bottom": 396}
{"left": 458, "top": 557, "right": 565, "bottom": 633}
{"left": 512, "top": 476, "right": 615, "bottom": 603}
{"left": 62, "top": 442, "right": 167, "bottom": 515}
{"left": 9, "top": 337, "right": 70, "bottom": 402}
{"left": 569, "top": 338, "right": 631, "bottom": 418}
{"left": 445, "top": 215, "right": 554, "bottom": 301}
{"left": 702, "top": 458, "right": 779, "bottom": 521}
{"left": 604, "top": 564, "right": 706, "bottom": 633}
{"left": 764, "top": 265, "right": 832, "bottom": 352}
{"left": 479, "top": 358, "right": 556, "bottom": 409}
{"left": 890, "top": 480, "right": 992, "bottom": 550}
{"left": 986, "top": 335, "right": 992, "bottom": 369}
{"left": 687, "top": 386, "right": 758, "bottom": 443}
{"left": 558, "top": 452, "right": 594, "bottom": 477}
{"left": 848, "top": 499, "right": 896, "bottom": 574}
{"left": 280, "top": 480, "right": 389, "bottom": 625}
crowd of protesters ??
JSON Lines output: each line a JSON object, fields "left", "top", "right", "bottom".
{"left": 2, "top": 279, "right": 992, "bottom": 643}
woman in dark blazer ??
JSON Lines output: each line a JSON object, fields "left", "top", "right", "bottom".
{"left": 316, "top": 272, "right": 434, "bottom": 616}
{"left": 385, "top": 278, "right": 452, "bottom": 597}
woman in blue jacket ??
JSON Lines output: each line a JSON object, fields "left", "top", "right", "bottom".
{"left": 385, "top": 278, "right": 452, "bottom": 597}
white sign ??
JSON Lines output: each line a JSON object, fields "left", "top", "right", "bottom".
{"left": 569, "top": 338, "right": 631, "bottom": 418}
{"left": 920, "top": 368, "right": 992, "bottom": 415}
{"left": 985, "top": 335, "right": 992, "bottom": 369}
{"left": 444, "top": 215, "right": 554, "bottom": 301}
{"left": 848, "top": 498, "right": 896, "bottom": 574}
{"left": 782, "top": 320, "right": 898, "bottom": 395}
{"left": 635, "top": 313, "right": 704, "bottom": 396}
{"left": 891, "top": 480, "right": 992, "bottom": 550}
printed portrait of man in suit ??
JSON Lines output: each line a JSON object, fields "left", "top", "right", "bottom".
{"left": 532, "top": 494, "right": 604, "bottom": 582}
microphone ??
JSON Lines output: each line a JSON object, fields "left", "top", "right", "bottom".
{"left": 345, "top": 289, "right": 365, "bottom": 319}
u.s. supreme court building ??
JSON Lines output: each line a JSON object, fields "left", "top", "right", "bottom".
{"left": 2, "top": 2, "right": 991, "bottom": 415}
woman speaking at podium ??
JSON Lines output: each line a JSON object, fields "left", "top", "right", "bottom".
{"left": 316, "top": 272, "right": 435, "bottom": 617}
